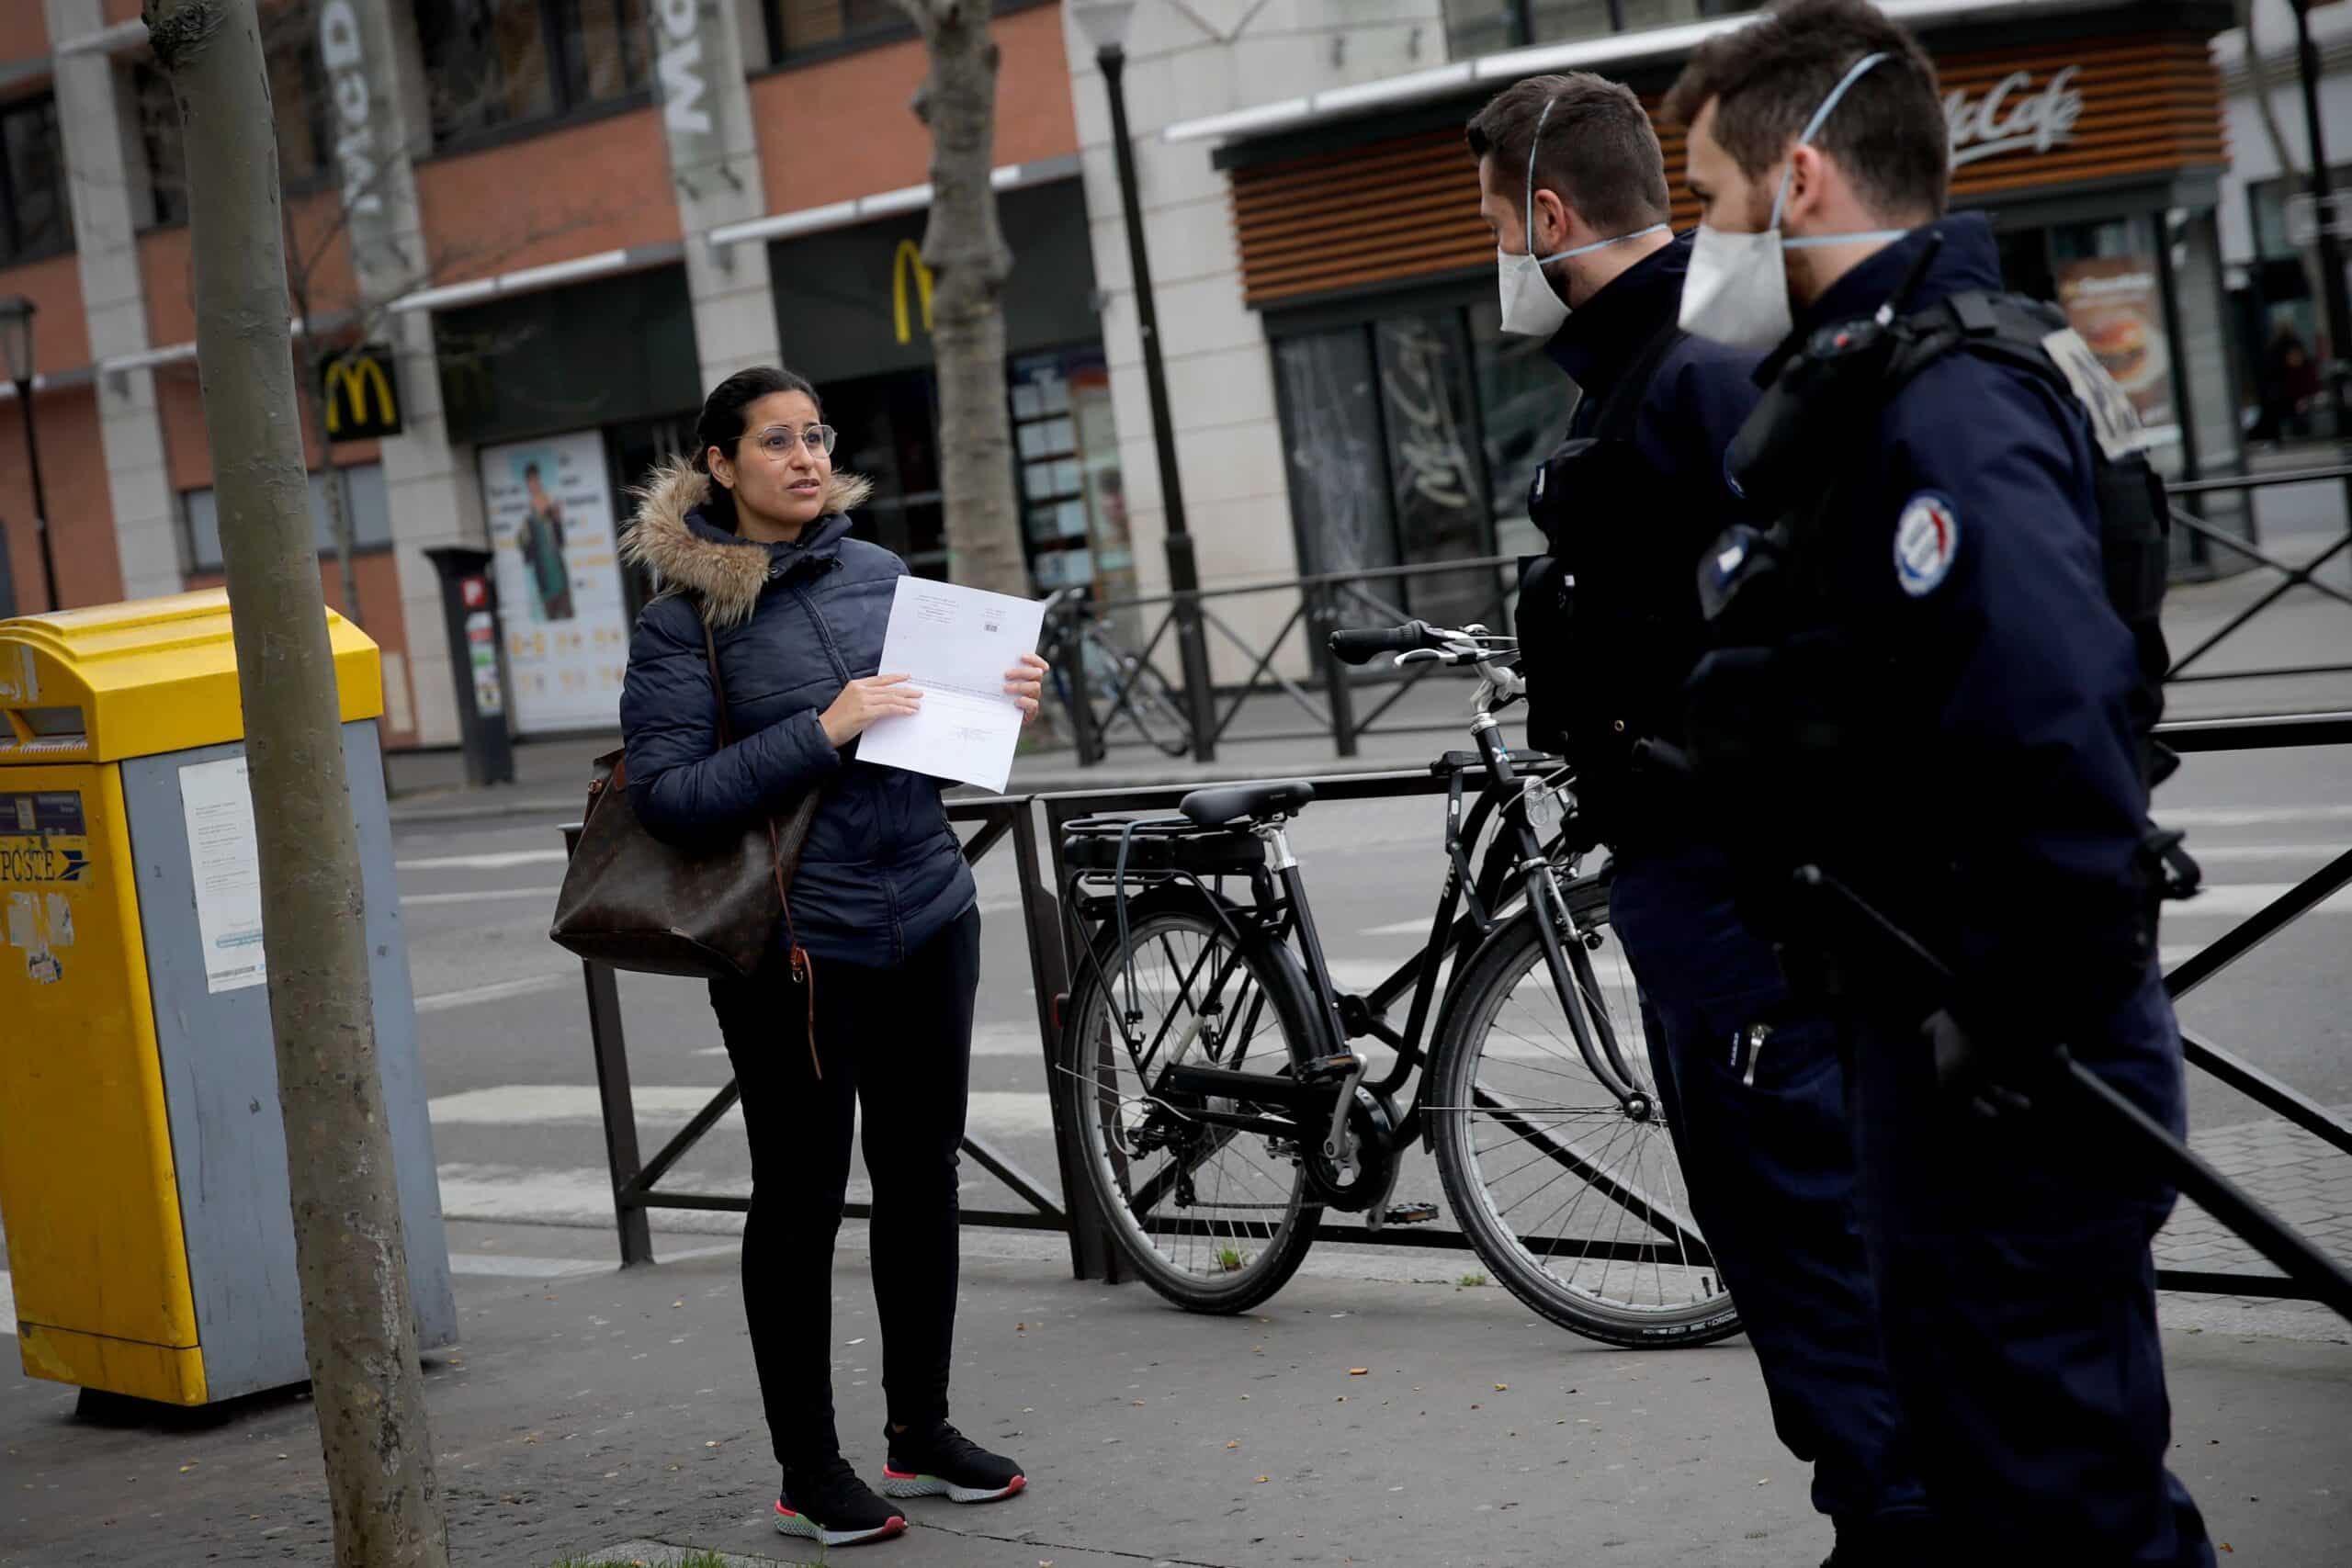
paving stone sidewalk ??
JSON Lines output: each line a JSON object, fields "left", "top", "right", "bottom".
{"left": 2154, "top": 1105, "right": 2352, "bottom": 1324}
{"left": 5, "top": 1247, "right": 2347, "bottom": 1568}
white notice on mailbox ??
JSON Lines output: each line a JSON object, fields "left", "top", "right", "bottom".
{"left": 179, "top": 756, "right": 267, "bottom": 994}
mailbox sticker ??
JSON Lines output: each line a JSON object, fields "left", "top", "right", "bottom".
{"left": 179, "top": 757, "right": 268, "bottom": 994}
{"left": 0, "top": 792, "right": 91, "bottom": 886}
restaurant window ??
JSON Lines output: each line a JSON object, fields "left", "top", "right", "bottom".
{"left": 1442, "top": 0, "right": 1757, "bottom": 57}
{"left": 133, "top": 39, "right": 328, "bottom": 230}
{"left": 417, "top": 0, "right": 651, "bottom": 147}
{"left": 0, "top": 94, "right": 70, "bottom": 265}
{"left": 184, "top": 464, "right": 394, "bottom": 574}
{"left": 1271, "top": 300, "right": 1514, "bottom": 631}
{"left": 762, "top": 1, "right": 1054, "bottom": 66}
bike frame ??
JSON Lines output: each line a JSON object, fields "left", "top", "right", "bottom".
{"left": 1124, "top": 634, "right": 1653, "bottom": 1157}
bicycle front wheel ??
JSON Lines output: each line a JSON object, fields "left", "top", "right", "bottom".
{"left": 1428, "top": 877, "right": 1742, "bottom": 1348}
{"left": 1056, "top": 890, "right": 1323, "bottom": 1313}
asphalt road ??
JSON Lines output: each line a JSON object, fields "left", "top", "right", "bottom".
{"left": 388, "top": 737, "right": 2352, "bottom": 1252}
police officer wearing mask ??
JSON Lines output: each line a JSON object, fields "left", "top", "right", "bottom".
{"left": 1663, "top": 1, "right": 2211, "bottom": 1561}
{"left": 1468, "top": 73, "right": 1932, "bottom": 1567}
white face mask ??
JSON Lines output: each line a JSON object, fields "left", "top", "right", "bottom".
{"left": 1679, "top": 51, "right": 1913, "bottom": 350}
{"left": 1498, "top": 96, "right": 1670, "bottom": 338}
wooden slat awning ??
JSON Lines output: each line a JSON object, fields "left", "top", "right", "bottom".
{"left": 1229, "top": 32, "right": 2228, "bottom": 310}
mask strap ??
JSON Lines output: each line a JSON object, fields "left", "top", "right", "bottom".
{"left": 1521, "top": 95, "right": 1668, "bottom": 265}
{"left": 1523, "top": 96, "right": 1556, "bottom": 260}
{"left": 1551, "top": 221, "right": 1670, "bottom": 262}
{"left": 1767, "top": 51, "right": 1890, "bottom": 231}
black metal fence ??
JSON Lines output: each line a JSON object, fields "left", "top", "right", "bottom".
{"left": 1054, "top": 467, "right": 2351, "bottom": 768}
{"left": 561, "top": 712, "right": 2352, "bottom": 1307}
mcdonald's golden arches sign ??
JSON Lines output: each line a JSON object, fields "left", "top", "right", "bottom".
{"left": 320, "top": 344, "right": 404, "bottom": 441}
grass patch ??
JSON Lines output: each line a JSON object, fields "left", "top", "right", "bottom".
{"left": 1216, "top": 1247, "right": 1250, "bottom": 1273}
{"left": 549, "top": 1553, "right": 741, "bottom": 1568}
{"left": 1457, "top": 1272, "right": 1488, "bottom": 1289}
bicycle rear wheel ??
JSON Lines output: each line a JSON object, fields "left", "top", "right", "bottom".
{"left": 1056, "top": 890, "right": 1323, "bottom": 1313}
{"left": 1428, "top": 876, "right": 1742, "bottom": 1348}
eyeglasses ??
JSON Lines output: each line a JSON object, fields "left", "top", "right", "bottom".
{"left": 749, "top": 424, "right": 837, "bottom": 458}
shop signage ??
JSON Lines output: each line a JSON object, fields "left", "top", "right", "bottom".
{"left": 1946, "top": 65, "right": 2083, "bottom": 168}
{"left": 770, "top": 182, "right": 1098, "bottom": 384}
{"left": 892, "top": 240, "right": 936, "bottom": 344}
{"left": 319, "top": 0, "right": 380, "bottom": 217}
{"left": 320, "top": 344, "right": 402, "bottom": 441}
{"left": 654, "top": 0, "right": 711, "bottom": 137}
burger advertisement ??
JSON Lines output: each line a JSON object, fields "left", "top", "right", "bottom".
{"left": 2054, "top": 255, "right": 2178, "bottom": 443}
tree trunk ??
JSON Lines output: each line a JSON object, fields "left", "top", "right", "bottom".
{"left": 141, "top": 6, "right": 451, "bottom": 1567}
{"left": 899, "top": 0, "right": 1029, "bottom": 599}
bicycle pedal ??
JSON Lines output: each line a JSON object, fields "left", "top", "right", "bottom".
{"left": 1382, "top": 1201, "right": 1439, "bottom": 1226}
{"left": 1301, "top": 1053, "right": 1359, "bottom": 1083}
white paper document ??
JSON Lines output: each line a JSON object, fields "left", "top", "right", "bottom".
{"left": 856, "top": 578, "right": 1046, "bottom": 794}
{"left": 179, "top": 755, "right": 268, "bottom": 994}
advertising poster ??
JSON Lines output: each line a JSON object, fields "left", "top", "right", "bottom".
{"left": 480, "top": 431, "right": 629, "bottom": 733}
{"left": 2053, "top": 256, "right": 2178, "bottom": 446}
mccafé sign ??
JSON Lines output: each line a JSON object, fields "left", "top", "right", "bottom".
{"left": 1946, "top": 64, "right": 2083, "bottom": 168}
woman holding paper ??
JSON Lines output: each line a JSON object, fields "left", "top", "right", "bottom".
{"left": 618, "top": 367, "right": 1047, "bottom": 1549}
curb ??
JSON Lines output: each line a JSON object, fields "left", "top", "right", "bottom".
{"left": 388, "top": 792, "right": 582, "bottom": 826}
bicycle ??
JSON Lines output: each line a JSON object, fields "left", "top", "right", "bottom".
{"left": 1039, "top": 586, "right": 1193, "bottom": 761}
{"left": 1052, "top": 619, "right": 1739, "bottom": 1348}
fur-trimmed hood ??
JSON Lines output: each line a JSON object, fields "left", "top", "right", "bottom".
{"left": 619, "top": 456, "right": 876, "bottom": 627}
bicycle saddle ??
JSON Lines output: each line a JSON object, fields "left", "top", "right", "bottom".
{"left": 1178, "top": 779, "right": 1315, "bottom": 826}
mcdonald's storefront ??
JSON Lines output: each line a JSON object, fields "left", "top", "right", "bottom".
{"left": 1202, "top": 0, "right": 2245, "bottom": 607}
{"left": 765, "top": 175, "right": 1126, "bottom": 600}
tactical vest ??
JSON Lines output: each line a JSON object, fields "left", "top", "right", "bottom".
{"left": 1718, "top": 288, "right": 2177, "bottom": 790}
{"left": 1513, "top": 321, "right": 1700, "bottom": 835}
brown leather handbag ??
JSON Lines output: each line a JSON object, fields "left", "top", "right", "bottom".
{"left": 550, "top": 619, "right": 821, "bottom": 984}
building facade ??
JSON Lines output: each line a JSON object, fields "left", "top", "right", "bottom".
{"left": 0, "top": 0, "right": 1097, "bottom": 748}
{"left": 1165, "top": 0, "right": 2243, "bottom": 604}
{"left": 2213, "top": 0, "right": 2352, "bottom": 445}
{"left": 0, "top": 1, "right": 2253, "bottom": 750}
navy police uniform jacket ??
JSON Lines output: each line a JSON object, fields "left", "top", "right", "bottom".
{"left": 1736, "top": 214, "right": 2171, "bottom": 1080}
{"left": 1537, "top": 231, "right": 1764, "bottom": 845}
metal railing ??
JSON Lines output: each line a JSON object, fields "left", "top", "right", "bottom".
{"left": 1053, "top": 467, "right": 2351, "bottom": 768}
{"left": 562, "top": 795, "right": 1118, "bottom": 1278}
{"left": 2165, "top": 464, "right": 2352, "bottom": 687}
{"left": 563, "top": 713, "right": 2351, "bottom": 1308}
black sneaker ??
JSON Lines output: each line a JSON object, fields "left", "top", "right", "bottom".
{"left": 776, "top": 1455, "right": 907, "bottom": 1547}
{"left": 881, "top": 1421, "right": 1026, "bottom": 1505}
{"left": 1822, "top": 1512, "right": 1948, "bottom": 1567}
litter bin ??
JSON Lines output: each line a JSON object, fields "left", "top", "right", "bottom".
{"left": 0, "top": 590, "right": 455, "bottom": 1406}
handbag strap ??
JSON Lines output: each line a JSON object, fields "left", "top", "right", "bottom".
{"left": 701, "top": 611, "right": 822, "bottom": 1078}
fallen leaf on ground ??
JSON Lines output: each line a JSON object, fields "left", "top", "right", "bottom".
{"left": 1349, "top": 1368, "right": 1369, "bottom": 1376}
{"left": 1256, "top": 1475, "right": 1270, "bottom": 1484}
{"left": 1227, "top": 1440, "right": 1241, "bottom": 1450}
{"left": 1494, "top": 1383, "right": 1509, "bottom": 1393}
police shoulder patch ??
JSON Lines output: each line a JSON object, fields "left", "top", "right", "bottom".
{"left": 1893, "top": 491, "right": 1961, "bottom": 597}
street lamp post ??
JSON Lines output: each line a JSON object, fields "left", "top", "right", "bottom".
{"left": 1074, "top": 1, "right": 1217, "bottom": 762}
{"left": 2293, "top": 0, "right": 2352, "bottom": 441}
{"left": 0, "top": 296, "right": 61, "bottom": 613}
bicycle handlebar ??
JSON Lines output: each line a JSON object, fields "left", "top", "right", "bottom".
{"left": 1329, "top": 621, "right": 1438, "bottom": 665}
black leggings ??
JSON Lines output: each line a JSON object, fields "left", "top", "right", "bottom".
{"left": 713, "top": 905, "right": 981, "bottom": 1468}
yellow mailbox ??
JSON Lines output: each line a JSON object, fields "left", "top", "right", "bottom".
{"left": 0, "top": 591, "right": 453, "bottom": 1405}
